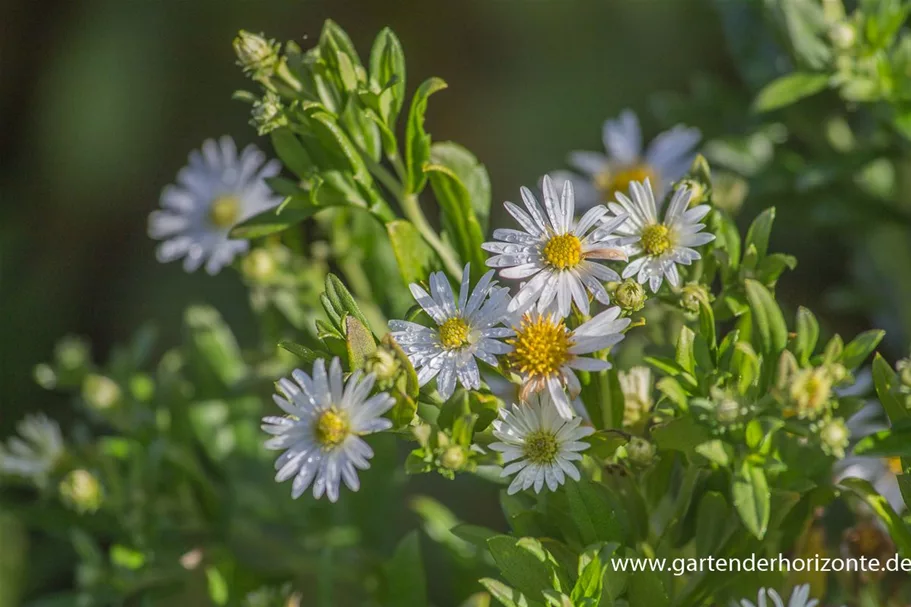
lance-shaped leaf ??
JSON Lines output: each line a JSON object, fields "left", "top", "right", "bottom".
{"left": 753, "top": 72, "right": 829, "bottom": 112}
{"left": 430, "top": 141, "right": 492, "bottom": 233}
{"left": 345, "top": 316, "right": 377, "bottom": 370}
{"left": 425, "top": 162, "right": 487, "bottom": 279}
{"left": 732, "top": 459, "right": 770, "bottom": 539}
{"left": 405, "top": 77, "right": 447, "bottom": 194}
{"left": 744, "top": 279, "right": 788, "bottom": 357}
{"left": 386, "top": 219, "right": 441, "bottom": 284}
{"left": 368, "top": 28, "right": 406, "bottom": 127}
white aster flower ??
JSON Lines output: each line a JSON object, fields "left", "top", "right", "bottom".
{"left": 482, "top": 176, "right": 629, "bottom": 319}
{"left": 149, "top": 136, "right": 282, "bottom": 275}
{"left": 506, "top": 306, "right": 630, "bottom": 419}
{"left": 551, "top": 109, "right": 700, "bottom": 209}
{"left": 735, "top": 584, "right": 819, "bottom": 607}
{"left": 389, "top": 265, "right": 513, "bottom": 400}
{"left": 261, "top": 358, "right": 394, "bottom": 502}
{"left": 0, "top": 413, "right": 64, "bottom": 482}
{"left": 490, "top": 392, "right": 593, "bottom": 494}
{"left": 609, "top": 178, "right": 715, "bottom": 292}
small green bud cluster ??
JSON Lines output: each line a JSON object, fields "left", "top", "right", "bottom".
{"left": 59, "top": 469, "right": 103, "bottom": 514}
{"left": 816, "top": 417, "right": 850, "bottom": 459}
{"left": 609, "top": 279, "right": 647, "bottom": 314}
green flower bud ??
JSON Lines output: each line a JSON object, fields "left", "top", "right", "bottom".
{"left": 679, "top": 283, "right": 710, "bottom": 314}
{"left": 82, "top": 374, "right": 122, "bottom": 410}
{"left": 626, "top": 437, "right": 656, "bottom": 467}
{"left": 611, "top": 279, "right": 647, "bottom": 313}
{"left": 897, "top": 357, "right": 911, "bottom": 390}
{"left": 59, "top": 469, "right": 103, "bottom": 514}
{"left": 233, "top": 31, "right": 279, "bottom": 77}
{"left": 55, "top": 336, "right": 90, "bottom": 371}
{"left": 789, "top": 367, "right": 833, "bottom": 420}
{"left": 829, "top": 22, "right": 856, "bottom": 49}
{"left": 364, "top": 346, "right": 402, "bottom": 391}
{"left": 677, "top": 178, "right": 707, "bottom": 207}
{"left": 715, "top": 397, "right": 743, "bottom": 426}
{"left": 818, "top": 417, "right": 849, "bottom": 459}
{"left": 251, "top": 92, "right": 287, "bottom": 136}
{"left": 439, "top": 445, "right": 467, "bottom": 471}
{"left": 242, "top": 248, "right": 278, "bottom": 282}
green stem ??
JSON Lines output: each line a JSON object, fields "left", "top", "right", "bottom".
{"left": 400, "top": 193, "right": 463, "bottom": 278}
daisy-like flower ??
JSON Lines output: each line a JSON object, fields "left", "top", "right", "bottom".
{"left": 482, "top": 176, "right": 629, "bottom": 319}
{"left": 490, "top": 392, "right": 593, "bottom": 495}
{"left": 550, "top": 109, "right": 700, "bottom": 209}
{"left": 609, "top": 178, "right": 714, "bottom": 292}
{"left": 149, "top": 136, "right": 282, "bottom": 275}
{"left": 0, "top": 413, "right": 64, "bottom": 482}
{"left": 389, "top": 265, "right": 513, "bottom": 400}
{"left": 735, "top": 584, "right": 819, "bottom": 607}
{"left": 261, "top": 358, "right": 394, "bottom": 502}
{"left": 507, "top": 306, "right": 630, "bottom": 419}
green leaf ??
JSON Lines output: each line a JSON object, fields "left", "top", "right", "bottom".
{"left": 405, "top": 77, "right": 447, "bottom": 194}
{"left": 430, "top": 142, "right": 492, "bottom": 233}
{"left": 424, "top": 162, "right": 486, "bottom": 276}
{"left": 479, "top": 579, "right": 530, "bottom": 607}
{"left": 570, "top": 551, "right": 604, "bottom": 603}
{"left": 487, "top": 536, "right": 562, "bottom": 599}
{"left": 854, "top": 423, "right": 911, "bottom": 457}
{"left": 873, "top": 353, "right": 910, "bottom": 423}
{"left": 205, "top": 566, "right": 229, "bottom": 605}
{"left": 754, "top": 72, "right": 829, "bottom": 112}
{"left": 560, "top": 481, "right": 628, "bottom": 546}
{"left": 744, "top": 279, "right": 788, "bottom": 356}
{"left": 184, "top": 306, "right": 246, "bottom": 392}
{"left": 270, "top": 128, "right": 312, "bottom": 178}
{"left": 695, "top": 491, "right": 729, "bottom": 555}
{"left": 345, "top": 316, "right": 377, "bottom": 370}
{"left": 325, "top": 274, "right": 372, "bottom": 331}
{"left": 369, "top": 28, "right": 406, "bottom": 127}
{"left": 675, "top": 326, "right": 696, "bottom": 374}
{"left": 278, "top": 341, "right": 323, "bottom": 364}
{"left": 0, "top": 511, "right": 27, "bottom": 607}
{"left": 386, "top": 219, "right": 441, "bottom": 284}
{"left": 626, "top": 547, "right": 669, "bottom": 607}
{"left": 839, "top": 477, "right": 911, "bottom": 556}
{"left": 385, "top": 532, "right": 427, "bottom": 607}
{"left": 744, "top": 207, "right": 775, "bottom": 260}
{"left": 732, "top": 460, "right": 770, "bottom": 539}
{"left": 652, "top": 417, "right": 710, "bottom": 455}
{"left": 841, "top": 330, "right": 885, "bottom": 370}
{"left": 310, "top": 112, "right": 371, "bottom": 185}
{"left": 793, "top": 307, "right": 819, "bottom": 365}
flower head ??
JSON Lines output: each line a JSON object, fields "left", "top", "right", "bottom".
{"left": 149, "top": 136, "right": 282, "bottom": 275}
{"left": 610, "top": 179, "right": 714, "bottom": 292}
{"left": 490, "top": 393, "right": 593, "bottom": 494}
{"left": 0, "top": 413, "right": 64, "bottom": 482}
{"left": 507, "top": 307, "right": 630, "bottom": 419}
{"left": 619, "top": 366, "right": 652, "bottom": 428}
{"left": 389, "top": 265, "right": 513, "bottom": 400}
{"left": 483, "top": 176, "right": 628, "bottom": 319}
{"left": 262, "top": 358, "right": 394, "bottom": 502}
{"left": 550, "top": 110, "right": 700, "bottom": 209}
{"left": 233, "top": 30, "right": 280, "bottom": 77}
{"left": 736, "top": 584, "right": 819, "bottom": 607}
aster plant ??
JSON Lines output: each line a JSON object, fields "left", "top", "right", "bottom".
{"left": 9, "top": 12, "right": 911, "bottom": 607}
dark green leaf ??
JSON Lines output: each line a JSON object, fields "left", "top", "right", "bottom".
{"left": 732, "top": 460, "right": 770, "bottom": 539}
{"left": 386, "top": 219, "right": 441, "bottom": 284}
{"left": 841, "top": 330, "right": 885, "bottom": 370}
{"left": 405, "top": 77, "right": 447, "bottom": 194}
{"left": 430, "top": 142, "right": 492, "bottom": 233}
{"left": 384, "top": 532, "right": 427, "bottom": 607}
{"left": 753, "top": 72, "right": 829, "bottom": 112}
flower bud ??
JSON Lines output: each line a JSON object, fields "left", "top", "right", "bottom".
{"left": 626, "top": 437, "right": 656, "bottom": 467}
{"left": 619, "top": 367, "right": 652, "bottom": 428}
{"left": 364, "top": 346, "right": 402, "bottom": 391}
{"left": 251, "top": 92, "right": 287, "bottom": 136}
{"left": 789, "top": 368, "right": 833, "bottom": 419}
{"left": 679, "top": 283, "right": 709, "bottom": 314}
{"left": 677, "top": 179, "right": 707, "bottom": 207}
{"left": 829, "top": 22, "right": 856, "bottom": 50}
{"left": 819, "top": 417, "right": 849, "bottom": 459}
{"left": 55, "top": 336, "right": 90, "bottom": 371}
{"left": 439, "top": 445, "right": 467, "bottom": 471}
{"left": 82, "top": 374, "right": 122, "bottom": 410}
{"left": 611, "top": 279, "right": 647, "bottom": 313}
{"left": 897, "top": 357, "right": 911, "bottom": 390}
{"left": 233, "top": 31, "right": 279, "bottom": 77}
{"left": 715, "top": 397, "right": 743, "bottom": 426}
{"left": 242, "top": 248, "right": 278, "bottom": 282}
{"left": 59, "top": 469, "right": 103, "bottom": 514}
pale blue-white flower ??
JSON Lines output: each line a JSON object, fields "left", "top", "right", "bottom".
{"left": 609, "top": 179, "right": 714, "bottom": 292}
{"left": 735, "top": 584, "right": 819, "bottom": 607}
{"left": 390, "top": 264, "right": 512, "bottom": 400}
{"left": 490, "top": 392, "right": 593, "bottom": 495}
{"left": 0, "top": 413, "right": 64, "bottom": 482}
{"left": 149, "top": 136, "right": 282, "bottom": 275}
{"left": 482, "top": 176, "right": 629, "bottom": 319}
{"left": 507, "top": 306, "right": 630, "bottom": 419}
{"left": 262, "top": 358, "right": 394, "bottom": 502}
{"left": 551, "top": 109, "right": 700, "bottom": 209}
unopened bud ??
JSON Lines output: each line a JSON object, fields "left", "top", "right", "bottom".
{"left": 59, "top": 469, "right": 103, "bottom": 514}
{"left": 677, "top": 179, "right": 707, "bottom": 207}
{"left": 819, "top": 417, "right": 849, "bottom": 459}
{"left": 242, "top": 248, "right": 278, "bottom": 282}
{"left": 679, "top": 284, "right": 709, "bottom": 314}
{"left": 626, "top": 437, "right": 656, "bottom": 467}
{"left": 234, "top": 31, "right": 279, "bottom": 77}
{"left": 251, "top": 92, "right": 287, "bottom": 136}
{"left": 611, "top": 279, "right": 647, "bottom": 313}
{"left": 364, "top": 346, "right": 401, "bottom": 390}
{"left": 440, "top": 445, "right": 467, "bottom": 471}
{"left": 82, "top": 374, "right": 122, "bottom": 410}
{"left": 829, "top": 22, "right": 856, "bottom": 49}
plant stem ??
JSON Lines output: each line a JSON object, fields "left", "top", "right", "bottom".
{"left": 400, "top": 193, "right": 463, "bottom": 278}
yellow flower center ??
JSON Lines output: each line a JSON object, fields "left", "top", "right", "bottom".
{"left": 508, "top": 315, "right": 572, "bottom": 377}
{"left": 209, "top": 195, "right": 240, "bottom": 228}
{"left": 640, "top": 224, "right": 671, "bottom": 256}
{"left": 542, "top": 233, "right": 582, "bottom": 270}
{"left": 523, "top": 430, "right": 560, "bottom": 464}
{"left": 887, "top": 457, "right": 904, "bottom": 475}
{"left": 314, "top": 408, "right": 350, "bottom": 448}
{"left": 439, "top": 317, "right": 471, "bottom": 349}
{"left": 595, "top": 164, "right": 658, "bottom": 202}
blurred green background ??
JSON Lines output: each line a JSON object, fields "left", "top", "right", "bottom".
{"left": 2, "top": 0, "right": 899, "bottom": 603}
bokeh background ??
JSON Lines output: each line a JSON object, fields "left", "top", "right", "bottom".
{"left": 2, "top": 0, "right": 904, "bottom": 603}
